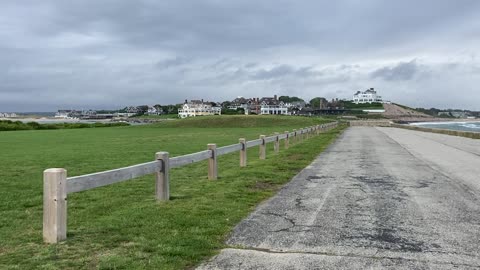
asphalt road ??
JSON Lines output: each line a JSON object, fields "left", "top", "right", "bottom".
{"left": 198, "top": 127, "right": 480, "bottom": 270}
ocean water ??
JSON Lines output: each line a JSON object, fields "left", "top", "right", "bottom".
{"left": 411, "top": 121, "right": 480, "bottom": 132}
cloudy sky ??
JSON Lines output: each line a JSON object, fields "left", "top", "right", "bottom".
{"left": 1, "top": 0, "right": 480, "bottom": 112}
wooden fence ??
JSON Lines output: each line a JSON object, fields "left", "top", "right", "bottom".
{"left": 43, "top": 122, "right": 339, "bottom": 243}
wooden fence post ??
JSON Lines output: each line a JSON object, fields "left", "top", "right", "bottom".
{"left": 239, "top": 138, "right": 247, "bottom": 167}
{"left": 284, "top": 131, "right": 289, "bottom": 149}
{"left": 274, "top": 132, "right": 280, "bottom": 153}
{"left": 293, "top": 129, "right": 297, "bottom": 144}
{"left": 43, "top": 168, "right": 67, "bottom": 244}
{"left": 316, "top": 125, "right": 320, "bottom": 135}
{"left": 208, "top": 144, "right": 217, "bottom": 180}
{"left": 259, "top": 135, "right": 266, "bottom": 160}
{"left": 155, "top": 152, "right": 170, "bottom": 201}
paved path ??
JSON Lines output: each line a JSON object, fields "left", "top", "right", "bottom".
{"left": 198, "top": 127, "right": 480, "bottom": 269}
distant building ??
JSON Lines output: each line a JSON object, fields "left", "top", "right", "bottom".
{"left": 178, "top": 99, "right": 222, "bottom": 118}
{"left": 450, "top": 111, "right": 469, "bottom": 118}
{"left": 286, "top": 101, "right": 307, "bottom": 109}
{"left": 260, "top": 95, "right": 288, "bottom": 115}
{"left": 126, "top": 106, "right": 139, "bottom": 114}
{"left": 353, "top": 88, "right": 383, "bottom": 104}
{"left": 229, "top": 95, "right": 290, "bottom": 115}
{"left": 55, "top": 110, "right": 77, "bottom": 118}
{"left": 438, "top": 111, "right": 470, "bottom": 118}
{"left": 82, "top": 110, "right": 97, "bottom": 116}
{"left": 147, "top": 106, "right": 161, "bottom": 115}
{"left": 0, "top": 112, "right": 17, "bottom": 118}
{"left": 228, "top": 96, "right": 251, "bottom": 112}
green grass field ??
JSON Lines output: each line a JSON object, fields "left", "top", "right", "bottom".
{"left": 0, "top": 115, "right": 345, "bottom": 269}
{"left": 343, "top": 101, "right": 384, "bottom": 110}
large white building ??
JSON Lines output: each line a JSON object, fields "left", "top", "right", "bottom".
{"left": 353, "top": 88, "right": 383, "bottom": 104}
{"left": 260, "top": 96, "right": 288, "bottom": 115}
{"left": 178, "top": 100, "right": 221, "bottom": 118}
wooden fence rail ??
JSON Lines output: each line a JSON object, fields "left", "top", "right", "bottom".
{"left": 42, "top": 122, "right": 338, "bottom": 243}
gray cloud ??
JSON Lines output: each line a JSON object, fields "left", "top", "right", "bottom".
{"left": 156, "top": 57, "right": 191, "bottom": 70}
{"left": 370, "top": 60, "right": 422, "bottom": 81}
{"left": 1, "top": 0, "right": 480, "bottom": 111}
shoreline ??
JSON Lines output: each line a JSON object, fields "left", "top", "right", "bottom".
{"left": 0, "top": 117, "right": 113, "bottom": 124}
{"left": 0, "top": 117, "right": 170, "bottom": 125}
{"left": 407, "top": 120, "right": 480, "bottom": 133}
{"left": 410, "top": 119, "right": 480, "bottom": 125}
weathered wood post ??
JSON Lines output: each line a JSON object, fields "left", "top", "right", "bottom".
{"left": 208, "top": 144, "right": 217, "bottom": 180}
{"left": 293, "top": 129, "right": 297, "bottom": 144}
{"left": 300, "top": 129, "right": 304, "bottom": 143}
{"left": 239, "top": 138, "right": 247, "bottom": 167}
{"left": 155, "top": 152, "right": 170, "bottom": 201}
{"left": 259, "top": 135, "right": 266, "bottom": 160}
{"left": 316, "top": 125, "right": 320, "bottom": 135}
{"left": 43, "top": 168, "right": 67, "bottom": 244}
{"left": 284, "top": 131, "right": 289, "bottom": 149}
{"left": 274, "top": 132, "right": 280, "bottom": 153}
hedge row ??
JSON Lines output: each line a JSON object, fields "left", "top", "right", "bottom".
{"left": 0, "top": 120, "right": 129, "bottom": 132}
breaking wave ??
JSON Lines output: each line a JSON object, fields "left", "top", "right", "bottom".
{"left": 411, "top": 121, "right": 480, "bottom": 132}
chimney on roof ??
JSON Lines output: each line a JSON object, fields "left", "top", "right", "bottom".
{"left": 201, "top": 99, "right": 204, "bottom": 103}
{"left": 274, "top": 94, "right": 277, "bottom": 101}
{"left": 185, "top": 99, "right": 188, "bottom": 104}
{"left": 370, "top": 88, "right": 374, "bottom": 90}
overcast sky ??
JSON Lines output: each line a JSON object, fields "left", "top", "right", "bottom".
{"left": 1, "top": 0, "right": 480, "bottom": 111}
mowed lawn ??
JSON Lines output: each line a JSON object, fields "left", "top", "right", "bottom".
{"left": 0, "top": 115, "right": 345, "bottom": 269}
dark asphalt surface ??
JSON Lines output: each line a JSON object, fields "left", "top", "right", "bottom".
{"left": 198, "top": 127, "right": 480, "bottom": 269}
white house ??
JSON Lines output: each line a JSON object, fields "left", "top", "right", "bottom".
{"left": 0, "top": 112, "right": 17, "bottom": 118}
{"left": 147, "top": 106, "right": 162, "bottom": 115}
{"left": 260, "top": 96, "right": 288, "bottom": 115}
{"left": 353, "top": 88, "right": 383, "bottom": 104}
{"left": 55, "top": 110, "right": 75, "bottom": 118}
{"left": 178, "top": 100, "right": 222, "bottom": 118}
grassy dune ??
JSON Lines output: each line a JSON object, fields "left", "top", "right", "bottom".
{"left": 0, "top": 115, "right": 345, "bottom": 269}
